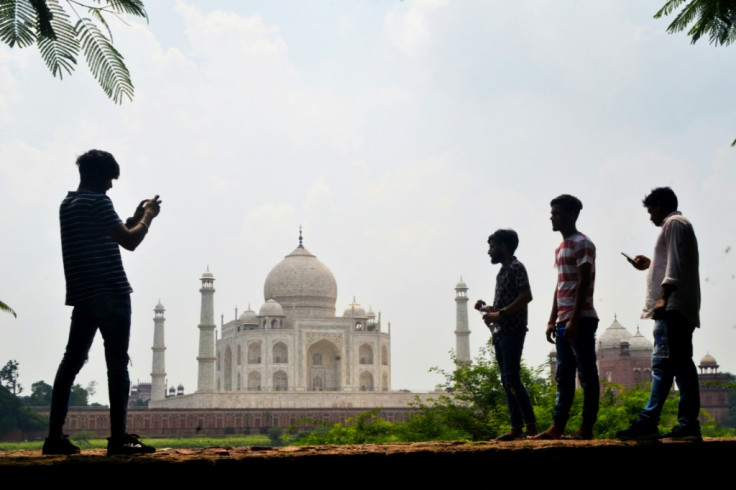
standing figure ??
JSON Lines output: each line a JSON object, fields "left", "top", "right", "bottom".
{"left": 532, "top": 194, "right": 599, "bottom": 440}
{"left": 617, "top": 187, "right": 701, "bottom": 442}
{"left": 475, "top": 229, "right": 537, "bottom": 441}
{"left": 43, "top": 150, "right": 161, "bottom": 456}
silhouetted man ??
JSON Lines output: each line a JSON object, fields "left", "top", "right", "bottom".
{"left": 617, "top": 187, "right": 701, "bottom": 442}
{"left": 43, "top": 150, "right": 161, "bottom": 455}
{"left": 532, "top": 194, "right": 599, "bottom": 440}
{"left": 475, "top": 229, "right": 537, "bottom": 441}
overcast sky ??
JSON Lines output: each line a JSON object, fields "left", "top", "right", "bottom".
{"left": 1, "top": 1, "right": 734, "bottom": 404}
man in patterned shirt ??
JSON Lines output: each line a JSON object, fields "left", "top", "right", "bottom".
{"left": 474, "top": 229, "right": 537, "bottom": 440}
{"left": 43, "top": 150, "right": 161, "bottom": 456}
{"left": 532, "top": 194, "right": 599, "bottom": 440}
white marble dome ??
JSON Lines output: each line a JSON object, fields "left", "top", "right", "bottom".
{"left": 263, "top": 241, "right": 337, "bottom": 317}
{"left": 629, "top": 327, "right": 653, "bottom": 351}
{"left": 343, "top": 300, "right": 367, "bottom": 318}
{"left": 259, "top": 299, "right": 285, "bottom": 317}
{"left": 239, "top": 306, "right": 258, "bottom": 324}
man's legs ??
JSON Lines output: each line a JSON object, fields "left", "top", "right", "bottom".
{"left": 496, "top": 333, "right": 536, "bottom": 431}
{"left": 569, "top": 318, "right": 599, "bottom": 430}
{"left": 638, "top": 317, "right": 677, "bottom": 426}
{"left": 48, "top": 301, "right": 99, "bottom": 438}
{"left": 551, "top": 322, "right": 576, "bottom": 431}
{"left": 666, "top": 311, "right": 700, "bottom": 429}
{"left": 96, "top": 294, "right": 132, "bottom": 438}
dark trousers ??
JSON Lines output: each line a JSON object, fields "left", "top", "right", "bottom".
{"left": 49, "top": 294, "right": 131, "bottom": 436}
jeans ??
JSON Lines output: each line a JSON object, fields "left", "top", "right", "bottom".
{"left": 638, "top": 310, "right": 700, "bottom": 428}
{"left": 553, "top": 317, "right": 599, "bottom": 429}
{"left": 494, "top": 332, "right": 536, "bottom": 429}
{"left": 49, "top": 294, "right": 131, "bottom": 436}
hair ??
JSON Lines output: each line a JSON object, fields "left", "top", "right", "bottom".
{"left": 76, "top": 149, "right": 120, "bottom": 182}
{"left": 550, "top": 194, "right": 583, "bottom": 216}
{"left": 642, "top": 187, "right": 678, "bottom": 212}
{"left": 488, "top": 229, "right": 519, "bottom": 254}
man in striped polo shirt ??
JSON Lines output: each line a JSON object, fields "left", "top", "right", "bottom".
{"left": 43, "top": 150, "right": 161, "bottom": 456}
{"left": 532, "top": 194, "right": 599, "bottom": 440}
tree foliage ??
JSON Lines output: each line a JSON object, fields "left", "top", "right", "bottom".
{"left": 0, "top": 359, "right": 22, "bottom": 395}
{"left": 655, "top": 0, "right": 736, "bottom": 146}
{"left": 0, "top": 0, "right": 147, "bottom": 103}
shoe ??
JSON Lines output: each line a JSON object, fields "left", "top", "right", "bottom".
{"left": 616, "top": 421, "right": 660, "bottom": 441}
{"left": 563, "top": 424, "right": 594, "bottom": 440}
{"left": 42, "top": 435, "right": 80, "bottom": 455}
{"left": 495, "top": 431, "right": 525, "bottom": 442}
{"left": 107, "top": 433, "right": 156, "bottom": 456}
{"left": 660, "top": 424, "right": 702, "bottom": 442}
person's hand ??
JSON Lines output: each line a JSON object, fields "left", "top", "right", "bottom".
{"left": 545, "top": 323, "right": 556, "bottom": 344}
{"left": 564, "top": 317, "right": 578, "bottom": 340}
{"left": 474, "top": 299, "right": 486, "bottom": 311}
{"left": 653, "top": 298, "right": 667, "bottom": 319}
{"left": 631, "top": 255, "right": 651, "bottom": 271}
{"left": 132, "top": 199, "right": 148, "bottom": 221}
{"left": 482, "top": 312, "right": 500, "bottom": 325}
{"left": 142, "top": 195, "right": 162, "bottom": 218}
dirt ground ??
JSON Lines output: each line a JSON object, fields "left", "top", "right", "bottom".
{"left": 3, "top": 438, "right": 735, "bottom": 483}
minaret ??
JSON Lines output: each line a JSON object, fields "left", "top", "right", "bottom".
{"left": 454, "top": 277, "right": 471, "bottom": 366}
{"left": 197, "top": 268, "right": 217, "bottom": 392}
{"left": 151, "top": 300, "right": 166, "bottom": 402}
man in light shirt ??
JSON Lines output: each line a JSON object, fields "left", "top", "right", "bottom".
{"left": 617, "top": 187, "right": 701, "bottom": 442}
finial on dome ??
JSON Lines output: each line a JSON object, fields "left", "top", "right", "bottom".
{"left": 299, "top": 225, "right": 303, "bottom": 247}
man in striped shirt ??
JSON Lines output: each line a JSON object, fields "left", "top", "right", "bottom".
{"left": 43, "top": 150, "right": 161, "bottom": 456}
{"left": 532, "top": 194, "right": 599, "bottom": 440}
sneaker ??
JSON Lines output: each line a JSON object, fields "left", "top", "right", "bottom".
{"left": 616, "top": 421, "right": 660, "bottom": 441}
{"left": 42, "top": 435, "right": 80, "bottom": 455}
{"left": 660, "top": 424, "right": 702, "bottom": 442}
{"left": 107, "top": 433, "right": 156, "bottom": 456}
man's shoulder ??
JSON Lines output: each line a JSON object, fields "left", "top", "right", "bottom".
{"left": 61, "top": 190, "right": 112, "bottom": 207}
{"left": 508, "top": 257, "right": 528, "bottom": 272}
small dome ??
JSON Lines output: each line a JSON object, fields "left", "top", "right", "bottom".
{"left": 367, "top": 307, "right": 376, "bottom": 318}
{"left": 239, "top": 306, "right": 258, "bottom": 325}
{"left": 597, "top": 317, "right": 633, "bottom": 350}
{"left": 343, "top": 300, "right": 367, "bottom": 318}
{"left": 259, "top": 299, "right": 285, "bottom": 317}
{"left": 155, "top": 300, "right": 165, "bottom": 310}
{"left": 168, "top": 386, "right": 176, "bottom": 394}
{"left": 700, "top": 353, "right": 718, "bottom": 368}
{"left": 201, "top": 268, "right": 215, "bottom": 280}
{"left": 456, "top": 277, "right": 468, "bottom": 289}
{"left": 629, "top": 327, "right": 653, "bottom": 351}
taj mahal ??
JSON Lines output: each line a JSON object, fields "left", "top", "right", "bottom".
{"left": 146, "top": 231, "right": 443, "bottom": 410}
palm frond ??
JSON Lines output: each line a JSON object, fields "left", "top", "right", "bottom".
{"left": 104, "top": 0, "right": 146, "bottom": 21}
{"left": 75, "top": 16, "right": 133, "bottom": 103}
{"left": 0, "top": 0, "right": 37, "bottom": 48}
{"left": 30, "top": 0, "right": 54, "bottom": 38}
{"left": 37, "top": 0, "right": 78, "bottom": 78}
{"left": 0, "top": 300, "right": 17, "bottom": 318}
{"left": 654, "top": 0, "right": 688, "bottom": 19}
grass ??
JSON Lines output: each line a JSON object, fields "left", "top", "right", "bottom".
{"left": 0, "top": 434, "right": 273, "bottom": 452}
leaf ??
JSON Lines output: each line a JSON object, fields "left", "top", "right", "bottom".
{"left": 0, "top": 300, "right": 17, "bottom": 318}
{"left": 75, "top": 16, "right": 133, "bottom": 103}
{"left": 37, "top": 0, "right": 78, "bottom": 78}
{"left": 104, "top": 0, "right": 147, "bottom": 21}
{"left": 30, "top": 0, "right": 54, "bottom": 39}
{"left": 0, "top": 0, "right": 37, "bottom": 48}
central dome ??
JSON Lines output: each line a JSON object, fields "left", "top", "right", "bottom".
{"left": 263, "top": 241, "right": 337, "bottom": 318}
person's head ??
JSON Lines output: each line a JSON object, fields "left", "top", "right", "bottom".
{"left": 642, "top": 187, "right": 678, "bottom": 226}
{"left": 550, "top": 194, "right": 582, "bottom": 234}
{"left": 76, "top": 149, "right": 119, "bottom": 193}
{"left": 487, "top": 229, "right": 518, "bottom": 264}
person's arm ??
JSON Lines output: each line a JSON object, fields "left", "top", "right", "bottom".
{"left": 546, "top": 287, "right": 558, "bottom": 344}
{"left": 654, "top": 220, "right": 684, "bottom": 317}
{"left": 483, "top": 286, "right": 532, "bottom": 322}
{"left": 108, "top": 195, "right": 161, "bottom": 251}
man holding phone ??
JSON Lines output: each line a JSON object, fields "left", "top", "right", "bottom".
{"left": 617, "top": 187, "right": 701, "bottom": 442}
{"left": 43, "top": 150, "right": 161, "bottom": 456}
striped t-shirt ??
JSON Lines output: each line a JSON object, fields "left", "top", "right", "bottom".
{"left": 60, "top": 191, "right": 132, "bottom": 305}
{"left": 555, "top": 233, "right": 597, "bottom": 322}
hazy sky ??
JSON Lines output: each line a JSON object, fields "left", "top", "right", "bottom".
{"left": 1, "top": 1, "right": 734, "bottom": 404}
